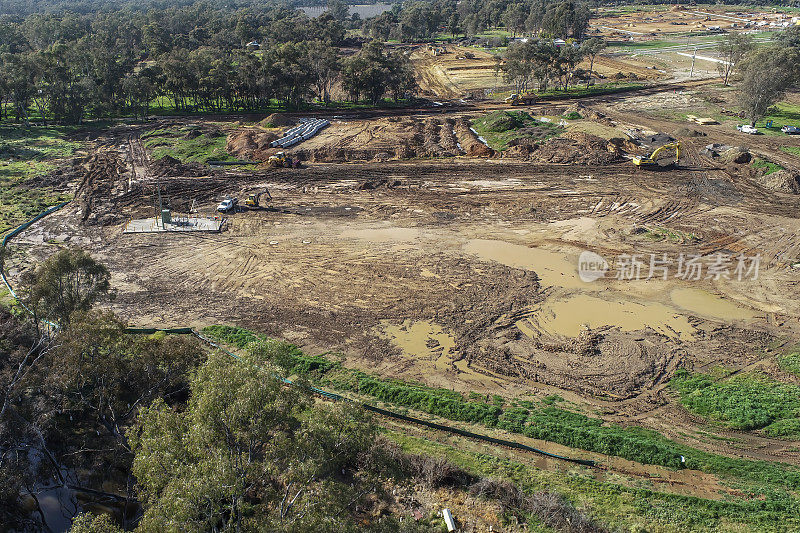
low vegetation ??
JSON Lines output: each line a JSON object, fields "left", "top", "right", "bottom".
{"left": 671, "top": 369, "right": 800, "bottom": 439}
{"left": 778, "top": 350, "right": 800, "bottom": 377}
{"left": 393, "top": 431, "right": 800, "bottom": 532}
{"left": 472, "top": 110, "right": 561, "bottom": 150}
{"left": 142, "top": 126, "right": 233, "bottom": 163}
{"left": 0, "top": 126, "right": 79, "bottom": 233}
{"left": 637, "top": 226, "right": 700, "bottom": 244}
{"left": 752, "top": 158, "right": 784, "bottom": 175}
{"left": 203, "top": 325, "right": 800, "bottom": 495}
{"left": 781, "top": 146, "right": 800, "bottom": 157}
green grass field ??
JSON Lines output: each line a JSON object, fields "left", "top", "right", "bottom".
{"left": 0, "top": 126, "right": 81, "bottom": 233}
{"left": 671, "top": 369, "right": 800, "bottom": 438}
{"left": 753, "top": 102, "right": 800, "bottom": 136}
{"left": 142, "top": 125, "right": 234, "bottom": 163}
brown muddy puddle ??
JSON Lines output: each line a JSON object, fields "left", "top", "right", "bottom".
{"left": 464, "top": 239, "right": 760, "bottom": 340}
{"left": 379, "top": 320, "right": 500, "bottom": 385}
{"left": 670, "top": 287, "right": 758, "bottom": 321}
{"left": 463, "top": 239, "right": 590, "bottom": 289}
{"left": 380, "top": 319, "right": 455, "bottom": 371}
{"left": 519, "top": 294, "right": 696, "bottom": 340}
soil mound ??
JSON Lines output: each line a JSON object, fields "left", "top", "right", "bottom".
{"left": 607, "top": 137, "right": 640, "bottom": 154}
{"left": 528, "top": 131, "right": 621, "bottom": 165}
{"left": 721, "top": 146, "right": 751, "bottom": 164}
{"left": 672, "top": 127, "right": 706, "bottom": 138}
{"left": 150, "top": 155, "right": 206, "bottom": 177}
{"left": 455, "top": 118, "right": 494, "bottom": 157}
{"left": 757, "top": 169, "right": 800, "bottom": 194}
{"left": 226, "top": 129, "right": 279, "bottom": 160}
{"left": 260, "top": 113, "right": 293, "bottom": 128}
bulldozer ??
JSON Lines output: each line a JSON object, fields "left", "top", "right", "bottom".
{"left": 505, "top": 93, "right": 537, "bottom": 106}
{"left": 244, "top": 189, "right": 272, "bottom": 209}
{"left": 632, "top": 142, "right": 682, "bottom": 168}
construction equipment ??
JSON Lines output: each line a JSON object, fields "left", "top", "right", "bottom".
{"left": 505, "top": 93, "right": 537, "bottom": 106}
{"left": 632, "top": 142, "right": 682, "bottom": 168}
{"left": 268, "top": 151, "right": 290, "bottom": 167}
{"left": 244, "top": 189, "right": 272, "bottom": 208}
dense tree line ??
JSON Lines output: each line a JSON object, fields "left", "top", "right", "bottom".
{"left": 0, "top": 3, "right": 414, "bottom": 123}
{"left": 364, "top": 0, "right": 591, "bottom": 42}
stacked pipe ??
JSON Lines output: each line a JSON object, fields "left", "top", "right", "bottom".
{"left": 270, "top": 118, "right": 329, "bottom": 148}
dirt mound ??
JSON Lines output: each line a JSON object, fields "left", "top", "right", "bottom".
{"left": 672, "top": 127, "right": 706, "bottom": 138}
{"left": 260, "top": 113, "right": 293, "bottom": 128}
{"left": 522, "top": 331, "right": 681, "bottom": 399}
{"left": 226, "top": 129, "right": 279, "bottom": 160}
{"left": 150, "top": 155, "right": 206, "bottom": 177}
{"left": 607, "top": 137, "right": 640, "bottom": 154}
{"left": 757, "top": 169, "right": 800, "bottom": 194}
{"left": 721, "top": 146, "right": 751, "bottom": 164}
{"left": 527, "top": 132, "right": 621, "bottom": 165}
{"left": 454, "top": 119, "right": 494, "bottom": 157}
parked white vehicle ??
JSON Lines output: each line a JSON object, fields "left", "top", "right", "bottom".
{"left": 217, "top": 197, "right": 238, "bottom": 212}
{"left": 781, "top": 125, "right": 800, "bottom": 135}
{"left": 737, "top": 124, "right": 758, "bottom": 134}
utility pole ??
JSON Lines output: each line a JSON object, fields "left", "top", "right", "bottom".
{"left": 690, "top": 47, "right": 697, "bottom": 78}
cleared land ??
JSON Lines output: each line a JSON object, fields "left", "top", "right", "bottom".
{"left": 4, "top": 70, "right": 800, "bottom": 530}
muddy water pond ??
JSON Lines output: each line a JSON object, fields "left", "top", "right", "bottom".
{"left": 463, "top": 239, "right": 591, "bottom": 289}
{"left": 380, "top": 319, "right": 455, "bottom": 370}
{"left": 521, "top": 294, "right": 696, "bottom": 340}
{"left": 670, "top": 287, "right": 758, "bottom": 321}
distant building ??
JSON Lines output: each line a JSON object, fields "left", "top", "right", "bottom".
{"left": 246, "top": 41, "right": 260, "bottom": 50}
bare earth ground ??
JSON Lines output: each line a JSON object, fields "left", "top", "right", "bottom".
{"left": 5, "top": 82, "right": 800, "bottom": 499}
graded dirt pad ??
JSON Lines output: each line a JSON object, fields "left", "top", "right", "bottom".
{"left": 410, "top": 45, "right": 500, "bottom": 99}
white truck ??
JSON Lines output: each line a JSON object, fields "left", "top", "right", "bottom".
{"left": 217, "top": 197, "right": 238, "bottom": 213}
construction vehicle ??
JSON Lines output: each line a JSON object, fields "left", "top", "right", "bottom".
{"left": 217, "top": 197, "right": 238, "bottom": 213}
{"left": 505, "top": 93, "right": 537, "bottom": 106}
{"left": 632, "top": 142, "right": 682, "bottom": 168}
{"left": 268, "top": 151, "right": 291, "bottom": 167}
{"left": 244, "top": 189, "right": 272, "bottom": 208}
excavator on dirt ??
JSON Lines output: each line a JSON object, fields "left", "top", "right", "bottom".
{"left": 632, "top": 141, "right": 682, "bottom": 169}
{"left": 505, "top": 93, "right": 537, "bottom": 106}
{"left": 244, "top": 189, "right": 271, "bottom": 209}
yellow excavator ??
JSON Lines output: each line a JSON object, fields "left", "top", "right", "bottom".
{"left": 632, "top": 142, "right": 681, "bottom": 168}
{"left": 244, "top": 189, "right": 271, "bottom": 208}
